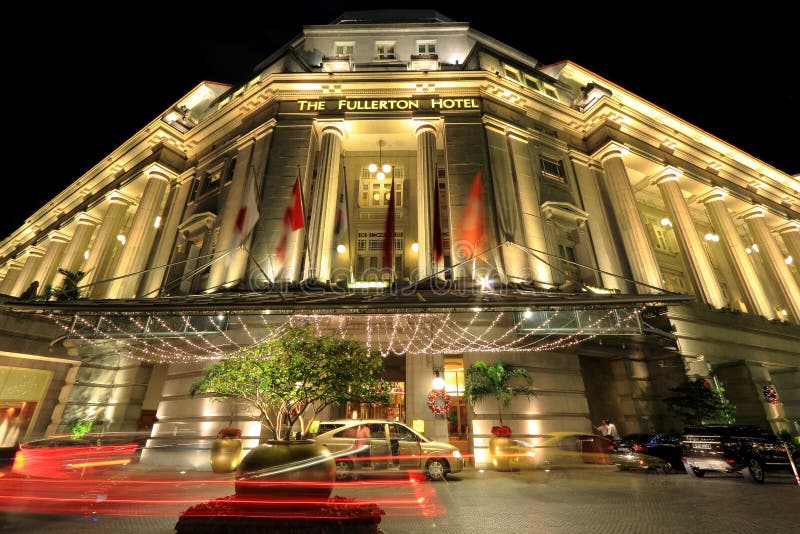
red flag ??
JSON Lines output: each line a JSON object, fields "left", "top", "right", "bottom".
{"left": 383, "top": 174, "right": 396, "bottom": 271}
{"left": 276, "top": 177, "right": 304, "bottom": 261}
{"left": 461, "top": 170, "right": 484, "bottom": 258}
{"left": 433, "top": 171, "right": 444, "bottom": 262}
{"left": 233, "top": 177, "right": 259, "bottom": 246}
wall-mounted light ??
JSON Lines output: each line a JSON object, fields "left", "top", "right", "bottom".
{"left": 432, "top": 369, "right": 445, "bottom": 391}
{"left": 117, "top": 234, "right": 126, "bottom": 246}
{"left": 660, "top": 217, "right": 672, "bottom": 227}
{"left": 84, "top": 250, "right": 90, "bottom": 260}
{"left": 751, "top": 244, "right": 759, "bottom": 253}
{"left": 411, "top": 242, "right": 419, "bottom": 253}
{"left": 336, "top": 244, "right": 346, "bottom": 254}
{"left": 786, "top": 256, "right": 793, "bottom": 265}
{"left": 154, "top": 216, "right": 162, "bottom": 229}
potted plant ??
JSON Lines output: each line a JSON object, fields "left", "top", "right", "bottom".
{"left": 210, "top": 427, "right": 243, "bottom": 473}
{"left": 464, "top": 359, "right": 535, "bottom": 471}
{"left": 191, "top": 325, "right": 390, "bottom": 497}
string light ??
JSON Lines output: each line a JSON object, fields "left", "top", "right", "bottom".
{"left": 45, "top": 306, "right": 647, "bottom": 363}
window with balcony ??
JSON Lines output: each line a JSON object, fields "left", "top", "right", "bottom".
{"left": 416, "top": 40, "right": 436, "bottom": 55}
{"left": 334, "top": 42, "right": 354, "bottom": 57}
{"left": 375, "top": 41, "right": 396, "bottom": 60}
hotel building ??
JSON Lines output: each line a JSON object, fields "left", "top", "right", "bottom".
{"left": 0, "top": 10, "right": 797, "bottom": 468}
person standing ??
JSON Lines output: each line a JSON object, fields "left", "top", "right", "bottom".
{"left": 594, "top": 418, "right": 619, "bottom": 440}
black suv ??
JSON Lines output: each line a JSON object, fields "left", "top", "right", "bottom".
{"left": 681, "top": 425, "right": 799, "bottom": 483}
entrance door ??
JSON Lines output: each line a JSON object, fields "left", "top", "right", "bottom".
{"left": 389, "top": 423, "right": 422, "bottom": 469}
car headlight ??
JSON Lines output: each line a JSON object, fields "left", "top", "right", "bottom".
{"left": 452, "top": 450, "right": 462, "bottom": 459}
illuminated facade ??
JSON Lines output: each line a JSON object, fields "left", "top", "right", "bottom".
{"left": 0, "top": 11, "right": 798, "bottom": 468}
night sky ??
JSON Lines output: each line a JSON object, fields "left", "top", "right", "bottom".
{"left": 2, "top": 3, "right": 795, "bottom": 238}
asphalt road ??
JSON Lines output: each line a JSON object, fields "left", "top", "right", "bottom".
{"left": 1, "top": 465, "right": 799, "bottom": 533}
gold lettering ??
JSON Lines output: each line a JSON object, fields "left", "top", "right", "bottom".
{"left": 338, "top": 100, "right": 347, "bottom": 110}
{"left": 409, "top": 100, "right": 420, "bottom": 110}
{"left": 379, "top": 101, "right": 388, "bottom": 110}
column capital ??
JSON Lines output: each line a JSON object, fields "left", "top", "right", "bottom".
{"left": 651, "top": 166, "right": 683, "bottom": 186}
{"left": 316, "top": 120, "right": 344, "bottom": 139}
{"left": 567, "top": 150, "right": 593, "bottom": 167}
{"left": 414, "top": 122, "right": 438, "bottom": 136}
{"left": 592, "top": 141, "right": 629, "bottom": 163}
{"left": 22, "top": 246, "right": 46, "bottom": 259}
{"left": 143, "top": 164, "right": 174, "bottom": 182}
{"left": 774, "top": 220, "right": 800, "bottom": 235}
{"left": 106, "top": 189, "right": 137, "bottom": 206}
{"left": 695, "top": 188, "right": 728, "bottom": 204}
{"left": 176, "top": 169, "right": 197, "bottom": 186}
{"left": 737, "top": 205, "right": 767, "bottom": 221}
{"left": 73, "top": 212, "right": 102, "bottom": 226}
{"left": 46, "top": 230, "right": 71, "bottom": 243}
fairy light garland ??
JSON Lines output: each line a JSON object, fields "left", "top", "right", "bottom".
{"left": 45, "top": 305, "right": 647, "bottom": 362}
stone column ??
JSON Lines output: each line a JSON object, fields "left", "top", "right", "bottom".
{"left": 310, "top": 124, "right": 343, "bottom": 281}
{"left": 595, "top": 144, "right": 663, "bottom": 292}
{"left": 51, "top": 212, "right": 100, "bottom": 290}
{"left": 740, "top": 207, "right": 800, "bottom": 321}
{"left": 653, "top": 168, "right": 725, "bottom": 307}
{"left": 416, "top": 124, "right": 437, "bottom": 279}
{"left": 775, "top": 221, "right": 800, "bottom": 282}
{"left": 205, "top": 141, "right": 255, "bottom": 292}
{"left": 697, "top": 189, "right": 774, "bottom": 318}
{"left": 569, "top": 152, "right": 626, "bottom": 291}
{"left": 9, "top": 247, "right": 46, "bottom": 297}
{"left": 0, "top": 261, "right": 23, "bottom": 295}
{"left": 31, "top": 231, "right": 71, "bottom": 294}
{"left": 84, "top": 191, "right": 135, "bottom": 298}
{"left": 105, "top": 168, "right": 171, "bottom": 299}
{"left": 139, "top": 172, "right": 194, "bottom": 298}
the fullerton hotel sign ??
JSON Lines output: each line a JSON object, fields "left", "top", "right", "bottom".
{"left": 295, "top": 97, "right": 480, "bottom": 112}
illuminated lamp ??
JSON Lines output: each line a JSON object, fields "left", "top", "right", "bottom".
{"left": 432, "top": 369, "right": 445, "bottom": 391}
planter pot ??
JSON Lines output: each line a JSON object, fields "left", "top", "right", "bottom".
{"left": 235, "top": 439, "right": 335, "bottom": 499}
{"left": 489, "top": 436, "right": 513, "bottom": 472}
{"left": 210, "top": 437, "right": 242, "bottom": 473}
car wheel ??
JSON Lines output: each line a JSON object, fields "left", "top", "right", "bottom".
{"left": 742, "top": 457, "right": 765, "bottom": 483}
{"left": 335, "top": 460, "right": 355, "bottom": 481}
{"left": 662, "top": 462, "right": 674, "bottom": 475}
{"left": 425, "top": 458, "right": 448, "bottom": 481}
{"left": 683, "top": 461, "right": 705, "bottom": 478}
{"left": 617, "top": 465, "right": 629, "bottom": 471}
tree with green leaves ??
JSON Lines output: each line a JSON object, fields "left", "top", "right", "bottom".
{"left": 464, "top": 359, "right": 535, "bottom": 425}
{"left": 664, "top": 378, "right": 736, "bottom": 425}
{"left": 53, "top": 268, "right": 87, "bottom": 301}
{"left": 191, "top": 325, "right": 391, "bottom": 440}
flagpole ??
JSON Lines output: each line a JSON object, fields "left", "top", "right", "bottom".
{"left": 342, "top": 165, "right": 354, "bottom": 284}
{"left": 296, "top": 165, "right": 315, "bottom": 282}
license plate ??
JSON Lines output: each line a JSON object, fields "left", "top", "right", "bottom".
{"left": 694, "top": 444, "right": 712, "bottom": 450}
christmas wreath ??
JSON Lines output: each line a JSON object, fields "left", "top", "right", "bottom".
{"left": 426, "top": 389, "right": 452, "bottom": 416}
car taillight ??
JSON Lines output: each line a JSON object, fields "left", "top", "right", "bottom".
{"left": 632, "top": 445, "right": 647, "bottom": 453}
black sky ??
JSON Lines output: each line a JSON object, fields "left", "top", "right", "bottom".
{"left": 2, "top": 3, "right": 795, "bottom": 238}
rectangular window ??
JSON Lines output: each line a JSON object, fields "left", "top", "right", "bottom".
{"left": 334, "top": 42, "right": 354, "bottom": 57}
{"left": 523, "top": 75, "right": 541, "bottom": 92}
{"left": 540, "top": 156, "right": 566, "bottom": 183}
{"left": 224, "top": 159, "right": 236, "bottom": 183}
{"left": 543, "top": 84, "right": 560, "bottom": 100}
{"left": 359, "top": 166, "right": 404, "bottom": 208}
{"left": 375, "top": 41, "right": 396, "bottom": 60}
{"left": 503, "top": 64, "right": 522, "bottom": 83}
{"left": 416, "top": 40, "right": 436, "bottom": 55}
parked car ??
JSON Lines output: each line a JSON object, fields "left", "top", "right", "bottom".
{"left": 681, "top": 424, "right": 799, "bottom": 483}
{"left": 610, "top": 433, "right": 684, "bottom": 474}
{"left": 11, "top": 433, "right": 148, "bottom": 479}
{"left": 314, "top": 420, "right": 463, "bottom": 481}
{"left": 511, "top": 432, "right": 613, "bottom": 469}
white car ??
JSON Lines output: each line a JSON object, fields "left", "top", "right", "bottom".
{"left": 314, "top": 420, "right": 464, "bottom": 481}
